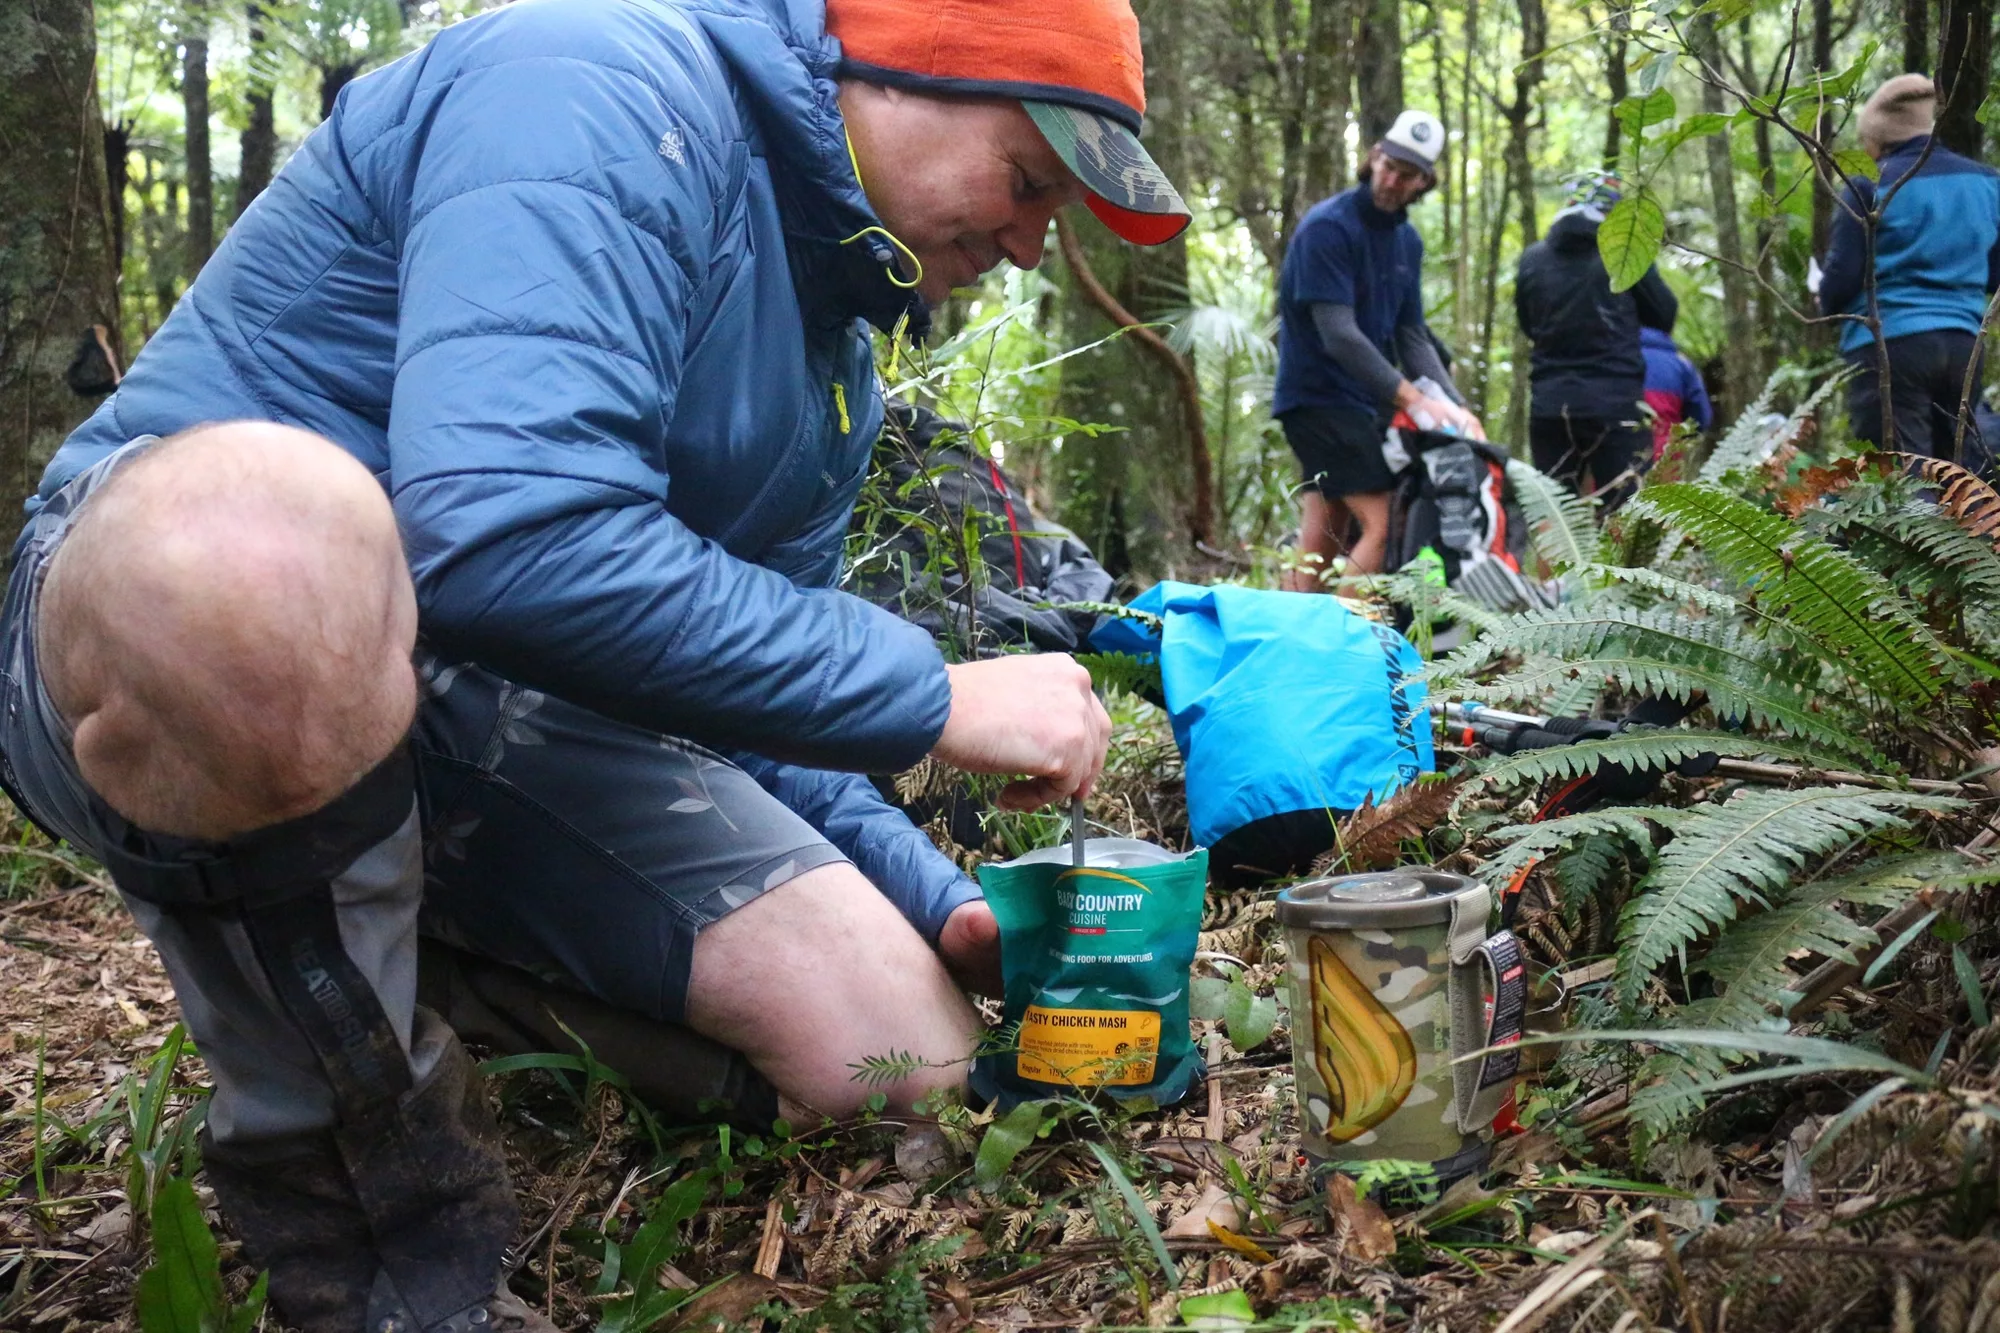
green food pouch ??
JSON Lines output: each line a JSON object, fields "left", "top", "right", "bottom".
{"left": 972, "top": 839, "right": 1209, "bottom": 1108}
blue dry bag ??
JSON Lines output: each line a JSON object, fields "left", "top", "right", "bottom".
{"left": 1090, "top": 583, "right": 1433, "bottom": 887}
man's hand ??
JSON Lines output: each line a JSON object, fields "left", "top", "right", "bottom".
{"left": 938, "top": 899, "right": 1002, "bottom": 997}
{"left": 931, "top": 655, "right": 1110, "bottom": 810}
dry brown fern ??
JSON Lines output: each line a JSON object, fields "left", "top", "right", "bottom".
{"left": 1899, "top": 453, "right": 2000, "bottom": 547}
{"left": 1307, "top": 776, "right": 1466, "bottom": 877}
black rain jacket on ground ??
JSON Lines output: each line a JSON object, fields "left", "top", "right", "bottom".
{"left": 1515, "top": 209, "right": 1680, "bottom": 421}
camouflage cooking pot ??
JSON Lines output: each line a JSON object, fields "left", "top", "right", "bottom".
{"left": 1276, "top": 870, "right": 1526, "bottom": 1183}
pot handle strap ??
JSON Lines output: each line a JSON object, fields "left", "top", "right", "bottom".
{"left": 1446, "top": 886, "right": 1528, "bottom": 1135}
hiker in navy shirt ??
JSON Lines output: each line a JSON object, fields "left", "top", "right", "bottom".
{"left": 1273, "top": 109, "right": 1482, "bottom": 589}
{"left": 1819, "top": 73, "right": 2000, "bottom": 459}
{"left": 1642, "top": 326, "right": 1713, "bottom": 457}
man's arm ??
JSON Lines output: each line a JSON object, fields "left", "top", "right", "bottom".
{"left": 1684, "top": 357, "right": 1715, "bottom": 429}
{"left": 386, "top": 54, "right": 951, "bottom": 773}
{"left": 1631, "top": 266, "right": 1679, "bottom": 333}
{"left": 1309, "top": 303, "right": 1405, "bottom": 404}
{"left": 730, "top": 756, "right": 980, "bottom": 945}
{"left": 1395, "top": 321, "right": 1466, "bottom": 405}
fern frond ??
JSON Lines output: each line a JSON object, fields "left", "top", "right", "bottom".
{"left": 1828, "top": 502, "right": 2000, "bottom": 651}
{"left": 1616, "top": 786, "right": 1964, "bottom": 1009}
{"left": 1506, "top": 458, "right": 1599, "bottom": 573}
{"left": 1554, "top": 830, "right": 1628, "bottom": 907}
{"left": 1898, "top": 453, "right": 2000, "bottom": 546}
{"left": 1441, "top": 603, "right": 1888, "bottom": 767}
{"left": 1696, "top": 366, "right": 1847, "bottom": 484}
{"left": 1635, "top": 484, "right": 1951, "bottom": 707}
{"left": 1578, "top": 564, "right": 1748, "bottom": 620}
{"left": 1700, "top": 852, "right": 1962, "bottom": 1026}
{"left": 1480, "top": 807, "right": 1675, "bottom": 887}
{"left": 1628, "top": 1015, "right": 1742, "bottom": 1135}
{"left": 1468, "top": 730, "right": 1834, "bottom": 794}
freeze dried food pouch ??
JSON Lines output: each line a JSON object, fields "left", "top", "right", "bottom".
{"left": 972, "top": 839, "right": 1208, "bottom": 1108}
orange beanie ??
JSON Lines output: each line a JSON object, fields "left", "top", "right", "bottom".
{"left": 825, "top": 0, "right": 1148, "bottom": 132}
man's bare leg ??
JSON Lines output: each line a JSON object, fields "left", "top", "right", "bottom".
{"left": 685, "top": 862, "right": 984, "bottom": 1118}
{"left": 1338, "top": 490, "right": 1392, "bottom": 580}
{"left": 42, "top": 422, "right": 417, "bottom": 838}
{"left": 1284, "top": 490, "right": 1348, "bottom": 592}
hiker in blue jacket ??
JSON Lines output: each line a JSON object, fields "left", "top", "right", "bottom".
{"left": 1641, "top": 326, "right": 1714, "bottom": 457}
{"left": 1819, "top": 73, "right": 2000, "bottom": 459}
{"left": 0, "top": 0, "right": 1189, "bottom": 1327}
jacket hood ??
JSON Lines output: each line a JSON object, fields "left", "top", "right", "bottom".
{"left": 1547, "top": 208, "right": 1600, "bottom": 252}
{"left": 1640, "top": 326, "right": 1676, "bottom": 351}
{"left": 688, "top": 0, "right": 930, "bottom": 335}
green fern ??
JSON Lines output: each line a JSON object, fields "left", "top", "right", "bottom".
{"left": 1634, "top": 484, "right": 1952, "bottom": 709}
{"left": 1698, "top": 851, "right": 1954, "bottom": 1026}
{"left": 1437, "top": 603, "right": 1887, "bottom": 767}
{"left": 1467, "top": 730, "right": 1836, "bottom": 795}
{"left": 1507, "top": 458, "right": 1599, "bottom": 573}
{"left": 1615, "top": 785, "right": 1963, "bottom": 1009}
{"left": 1481, "top": 807, "right": 1677, "bottom": 887}
{"left": 1694, "top": 365, "right": 1845, "bottom": 484}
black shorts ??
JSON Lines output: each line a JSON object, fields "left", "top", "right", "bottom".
{"left": 1280, "top": 407, "right": 1395, "bottom": 497}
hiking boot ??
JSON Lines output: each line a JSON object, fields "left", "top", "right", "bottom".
{"left": 367, "top": 1275, "right": 561, "bottom": 1333}
{"left": 204, "top": 1011, "right": 522, "bottom": 1333}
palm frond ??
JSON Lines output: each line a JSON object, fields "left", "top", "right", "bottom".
{"left": 1635, "top": 484, "right": 1952, "bottom": 708}
{"left": 1507, "top": 458, "right": 1599, "bottom": 573}
{"left": 1616, "top": 786, "right": 1964, "bottom": 1009}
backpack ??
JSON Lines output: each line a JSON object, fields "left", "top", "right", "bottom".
{"left": 1383, "top": 426, "right": 1549, "bottom": 612}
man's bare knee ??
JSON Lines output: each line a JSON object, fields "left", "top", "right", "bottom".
{"left": 40, "top": 422, "right": 418, "bottom": 839}
{"left": 686, "top": 863, "right": 982, "bottom": 1118}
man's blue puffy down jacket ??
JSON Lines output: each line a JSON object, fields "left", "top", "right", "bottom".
{"left": 31, "top": 0, "right": 982, "bottom": 938}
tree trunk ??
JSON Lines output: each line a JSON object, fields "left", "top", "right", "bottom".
{"left": 1053, "top": 0, "right": 1201, "bottom": 566}
{"left": 103, "top": 120, "right": 130, "bottom": 275}
{"left": 1503, "top": 0, "right": 1545, "bottom": 247}
{"left": 1809, "top": 0, "right": 1835, "bottom": 261}
{"left": 0, "top": 0, "right": 121, "bottom": 503}
{"left": 1298, "top": 0, "right": 1355, "bottom": 207}
{"left": 1694, "top": 12, "right": 1754, "bottom": 421}
{"left": 183, "top": 29, "right": 213, "bottom": 275}
{"left": 1905, "top": 0, "right": 1931, "bottom": 74}
{"left": 1936, "top": 0, "right": 1990, "bottom": 156}
{"left": 1601, "top": 15, "right": 1628, "bottom": 168}
{"left": 320, "top": 61, "right": 363, "bottom": 122}
{"left": 238, "top": 2, "right": 277, "bottom": 216}
{"left": 1354, "top": 0, "right": 1404, "bottom": 146}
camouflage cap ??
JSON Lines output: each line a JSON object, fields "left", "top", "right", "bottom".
{"left": 1025, "top": 101, "right": 1191, "bottom": 246}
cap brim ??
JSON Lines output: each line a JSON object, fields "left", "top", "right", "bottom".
{"left": 1377, "top": 141, "right": 1440, "bottom": 177}
{"left": 1024, "top": 101, "right": 1191, "bottom": 245}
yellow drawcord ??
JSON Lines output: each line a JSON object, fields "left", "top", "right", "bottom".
{"left": 839, "top": 224, "right": 924, "bottom": 290}
{"left": 841, "top": 131, "right": 923, "bottom": 289}
{"left": 832, "top": 381, "right": 851, "bottom": 434}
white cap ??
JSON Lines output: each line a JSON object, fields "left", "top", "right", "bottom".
{"left": 1380, "top": 109, "right": 1446, "bottom": 176}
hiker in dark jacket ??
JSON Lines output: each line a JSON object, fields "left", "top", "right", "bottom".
{"left": 1641, "top": 326, "right": 1714, "bottom": 456}
{"left": 1, "top": 1, "right": 1191, "bottom": 1328}
{"left": 1515, "top": 176, "right": 1678, "bottom": 506}
{"left": 1819, "top": 74, "right": 2000, "bottom": 459}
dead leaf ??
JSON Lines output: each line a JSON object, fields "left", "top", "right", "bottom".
{"left": 1325, "top": 1173, "right": 1396, "bottom": 1262}
{"left": 1164, "top": 1182, "right": 1242, "bottom": 1238}
{"left": 667, "top": 1272, "right": 789, "bottom": 1331}
{"left": 1206, "top": 1218, "right": 1275, "bottom": 1264}
{"left": 894, "top": 1122, "right": 957, "bottom": 1182}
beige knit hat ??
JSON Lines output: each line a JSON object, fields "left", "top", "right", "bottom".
{"left": 1860, "top": 73, "right": 1937, "bottom": 155}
